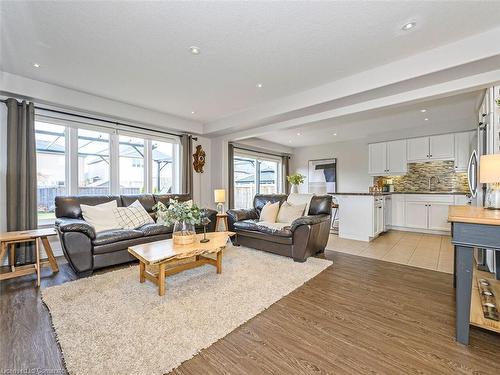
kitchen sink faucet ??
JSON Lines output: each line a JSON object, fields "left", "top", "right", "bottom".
{"left": 428, "top": 176, "right": 440, "bottom": 191}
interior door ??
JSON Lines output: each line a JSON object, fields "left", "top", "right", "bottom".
{"left": 405, "top": 201, "right": 428, "bottom": 229}
{"left": 428, "top": 202, "right": 451, "bottom": 231}
{"left": 429, "top": 134, "right": 454, "bottom": 160}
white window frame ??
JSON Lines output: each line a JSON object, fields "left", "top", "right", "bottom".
{"left": 233, "top": 149, "right": 283, "bottom": 195}
{"left": 34, "top": 114, "right": 182, "bottom": 225}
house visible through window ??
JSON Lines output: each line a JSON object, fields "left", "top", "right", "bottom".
{"left": 35, "top": 121, "right": 67, "bottom": 224}
{"left": 34, "top": 116, "right": 181, "bottom": 225}
{"left": 233, "top": 151, "right": 282, "bottom": 209}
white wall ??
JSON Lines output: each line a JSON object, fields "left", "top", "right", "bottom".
{"left": 292, "top": 139, "right": 372, "bottom": 193}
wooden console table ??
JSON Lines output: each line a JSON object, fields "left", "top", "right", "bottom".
{"left": 0, "top": 228, "right": 59, "bottom": 286}
{"left": 448, "top": 205, "right": 500, "bottom": 345}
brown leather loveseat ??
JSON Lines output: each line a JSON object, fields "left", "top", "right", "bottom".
{"left": 227, "top": 194, "right": 332, "bottom": 262}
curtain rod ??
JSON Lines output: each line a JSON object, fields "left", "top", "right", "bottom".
{"left": 231, "top": 142, "right": 291, "bottom": 158}
{"left": 0, "top": 98, "right": 198, "bottom": 141}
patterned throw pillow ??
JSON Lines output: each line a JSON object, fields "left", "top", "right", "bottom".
{"left": 113, "top": 200, "right": 154, "bottom": 229}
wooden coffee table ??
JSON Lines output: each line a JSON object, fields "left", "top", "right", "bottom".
{"left": 128, "top": 231, "right": 235, "bottom": 296}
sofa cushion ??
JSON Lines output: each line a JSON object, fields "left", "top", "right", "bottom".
{"left": 277, "top": 201, "right": 306, "bottom": 223}
{"left": 287, "top": 193, "right": 314, "bottom": 215}
{"left": 55, "top": 195, "right": 121, "bottom": 219}
{"left": 137, "top": 223, "right": 173, "bottom": 236}
{"left": 253, "top": 194, "right": 287, "bottom": 213}
{"left": 234, "top": 219, "right": 292, "bottom": 237}
{"left": 113, "top": 200, "right": 155, "bottom": 229}
{"left": 259, "top": 201, "right": 280, "bottom": 223}
{"left": 92, "top": 229, "right": 144, "bottom": 247}
{"left": 81, "top": 200, "right": 122, "bottom": 233}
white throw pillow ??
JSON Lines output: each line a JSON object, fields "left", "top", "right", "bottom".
{"left": 259, "top": 201, "right": 280, "bottom": 223}
{"left": 114, "top": 200, "right": 155, "bottom": 229}
{"left": 81, "top": 200, "right": 121, "bottom": 233}
{"left": 277, "top": 201, "right": 306, "bottom": 224}
{"left": 287, "top": 193, "right": 315, "bottom": 216}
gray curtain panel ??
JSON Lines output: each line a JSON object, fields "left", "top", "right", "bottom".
{"left": 228, "top": 143, "right": 235, "bottom": 209}
{"left": 282, "top": 155, "right": 290, "bottom": 195}
{"left": 6, "top": 98, "right": 38, "bottom": 265}
{"left": 180, "top": 134, "right": 193, "bottom": 196}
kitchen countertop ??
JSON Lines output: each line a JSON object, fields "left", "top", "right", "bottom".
{"left": 448, "top": 205, "right": 500, "bottom": 226}
{"left": 332, "top": 191, "right": 469, "bottom": 196}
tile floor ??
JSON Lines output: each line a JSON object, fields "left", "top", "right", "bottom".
{"left": 326, "top": 230, "right": 454, "bottom": 274}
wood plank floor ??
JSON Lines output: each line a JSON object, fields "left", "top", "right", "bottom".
{"left": 1, "top": 251, "right": 500, "bottom": 374}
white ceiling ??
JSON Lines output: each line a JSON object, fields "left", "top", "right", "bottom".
{"left": 258, "top": 90, "right": 482, "bottom": 148}
{"left": 2, "top": 1, "right": 500, "bottom": 124}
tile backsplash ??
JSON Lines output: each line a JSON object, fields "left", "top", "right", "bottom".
{"left": 374, "top": 160, "right": 469, "bottom": 192}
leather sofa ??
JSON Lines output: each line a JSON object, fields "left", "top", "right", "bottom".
{"left": 55, "top": 194, "right": 217, "bottom": 276}
{"left": 227, "top": 194, "right": 332, "bottom": 262}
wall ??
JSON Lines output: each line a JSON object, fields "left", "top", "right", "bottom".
{"left": 291, "top": 139, "right": 371, "bottom": 193}
{"left": 191, "top": 136, "right": 213, "bottom": 209}
{"left": 0, "top": 103, "right": 7, "bottom": 232}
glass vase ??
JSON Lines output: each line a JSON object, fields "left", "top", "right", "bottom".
{"left": 172, "top": 220, "right": 196, "bottom": 245}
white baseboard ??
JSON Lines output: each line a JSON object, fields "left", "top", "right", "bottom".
{"left": 388, "top": 225, "right": 450, "bottom": 236}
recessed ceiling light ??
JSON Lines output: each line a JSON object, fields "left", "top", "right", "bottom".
{"left": 191, "top": 111, "right": 195, "bottom": 115}
{"left": 420, "top": 109, "right": 427, "bottom": 113}
{"left": 33, "top": 63, "right": 41, "bottom": 68}
{"left": 189, "top": 46, "right": 201, "bottom": 55}
{"left": 333, "top": 133, "right": 337, "bottom": 136}
{"left": 297, "top": 132, "right": 301, "bottom": 136}
{"left": 256, "top": 83, "right": 263, "bottom": 88}
{"left": 424, "top": 118, "right": 429, "bottom": 121}
{"left": 401, "top": 22, "right": 417, "bottom": 31}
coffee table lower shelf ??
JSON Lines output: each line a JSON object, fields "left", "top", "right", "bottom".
{"left": 139, "top": 253, "right": 222, "bottom": 296}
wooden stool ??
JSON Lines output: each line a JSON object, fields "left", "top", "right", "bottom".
{"left": 0, "top": 228, "right": 59, "bottom": 287}
{"left": 215, "top": 213, "right": 229, "bottom": 232}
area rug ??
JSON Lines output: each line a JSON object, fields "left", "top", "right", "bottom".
{"left": 41, "top": 245, "right": 332, "bottom": 375}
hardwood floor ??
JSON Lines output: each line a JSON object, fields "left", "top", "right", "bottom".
{"left": 1, "top": 251, "right": 500, "bottom": 374}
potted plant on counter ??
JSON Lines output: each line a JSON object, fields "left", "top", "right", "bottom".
{"left": 154, "top": 199, "right": 201, "bottom": 245}
{"left": 287, "top": 173, "right": 305, "bottom": 193}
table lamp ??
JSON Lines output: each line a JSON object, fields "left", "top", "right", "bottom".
{"left": 214, "top": 189, "right": 226, "bottom": 214}
{"left": 480, "top": 154, "right": 500, "bottom": 210}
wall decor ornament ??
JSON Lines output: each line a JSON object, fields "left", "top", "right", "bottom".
{"left": 193, "top": 144, "right": 206, "bottom": 173}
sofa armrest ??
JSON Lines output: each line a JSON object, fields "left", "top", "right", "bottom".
{"left": 55, "top": 217, "right": 96, "bottom": 240}
{"left": 227, "top": 208, "right": 259, "bottom": 230}
{"left": 290, "top": 214, "right": 330, "bottom": 232}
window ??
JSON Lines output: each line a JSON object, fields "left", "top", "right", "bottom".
{"left": 35, "top": 122, "right": 67, "bottom": 224}
{"left": 233, "top": 152, "right": 282, "bottom": 209}
{"left": 34, "top": 115, "right": 181, "bottom": 225}
{"left": 119, "top": 135, "right": 145, "bottom": 194}
{"left": 152, "top": 139, "right": 179, "bottom": 194}
{"left": 78, "top": 129, "right": 110, "bottom": 195}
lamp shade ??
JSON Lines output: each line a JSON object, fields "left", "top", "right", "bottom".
{"left": 214, "top": 189, "right": 226, "bottom": 203}
{"left": 480, "top": 155, "right": 500, "bottom": 183}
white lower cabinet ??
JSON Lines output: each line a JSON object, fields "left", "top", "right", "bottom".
{"left": 391, "top": 195, "right": 405, "bottom": 227}
{"left": 428, "top": 202, "right": 451, "bottom": 231}
{"left": 405, "top": 201, "right": 428, "bottom": 229}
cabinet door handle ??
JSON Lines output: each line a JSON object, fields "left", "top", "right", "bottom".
{"left": 430, "top": 154, "right": 432, "bottom": 157}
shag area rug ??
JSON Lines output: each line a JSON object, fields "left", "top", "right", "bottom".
{"left": 42, "top": 245, "right": 332, "bottom": 375}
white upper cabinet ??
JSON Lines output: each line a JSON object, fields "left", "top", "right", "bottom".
{"left": 386, "top": 140, "right": 407, "bottom": 174}
{"left": 369, "top": 140, "right": 407, "bottom": 175}
{"left": 454, "top": 131, "right": 473, "bottom": 172}
{"left": 407, "top": 134, "right": 455, "bottom": 162}
{"left": 368, "top": 142, "right": 387, "bottom": 175}
{"left": 407, "top": 137, "right": 429, "bottom": 161}
{"left": 429, "top": 133, "right": 454, "bottom": 160}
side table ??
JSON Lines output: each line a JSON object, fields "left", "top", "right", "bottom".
{"left": 0, "top": 228, "right": 59, "bottom": 286}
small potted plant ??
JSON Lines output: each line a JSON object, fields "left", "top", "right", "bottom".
{"left": 154, "top": 199, "right": 201, "bottom": 245}
{"left": 287, "top": 173, "right": 305, "bottom": 193}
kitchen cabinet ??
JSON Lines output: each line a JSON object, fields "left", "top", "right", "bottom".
{"left": 429, "top": 134, "right": 455, "bottom": 160}
{"left": 368, "top": 142, "right": 387, "bottom": 175}
{"left": 428, "top": 202, "right": 451, "bottom": 231}
{"left": 368, "top": 139, "right": 407, "bottom": 175}
{"left": 405, "top": 201, "right": 428, "bottom": 229}
{"left": 407, "top": 134, "right": 454, "bottom": 162}
{"left": 404, "top": 195, "right": 454, "bottom": 231}
{"left": 373, "top": 197, "right": 384, "bottom": 236}
{"left": 391, "top": 194, "right": 405, "bottom": 227}
{"left": 407, "top": 137, "right": 429, "bottom": 161}
{"left": 386, "top": 140, "right": 408, "bottom": 174}
{"left": 454, "top": 131, "right": 473, "bottom": 172}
